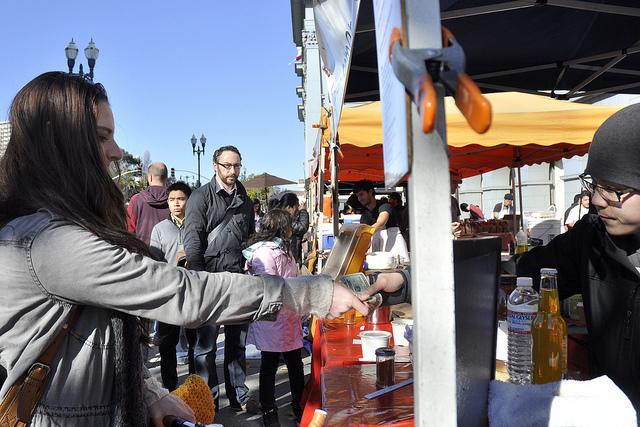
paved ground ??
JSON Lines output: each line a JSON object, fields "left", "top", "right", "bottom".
{"left": 146, "top": 330, "right": 309, "bottom": 427}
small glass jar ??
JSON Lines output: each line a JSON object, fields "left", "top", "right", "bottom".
{"left": 375, "top": 347, "right": 395, "bottom": 388}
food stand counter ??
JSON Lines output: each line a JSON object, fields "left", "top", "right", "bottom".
{"left": 301, "top": 318, "right": 415, "bottom": 426}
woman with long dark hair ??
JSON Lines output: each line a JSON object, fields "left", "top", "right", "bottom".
{"left": 253, "top": 198, "right": 264, "bottom": 232}
{"left": 243, "top": 209, "right": 303, "bottom": 426}
{"left": 269, "top": 192, "right": 309, "bottom": 266}
{"left": 0, "top": 72, "right": 367, "bottom": 426}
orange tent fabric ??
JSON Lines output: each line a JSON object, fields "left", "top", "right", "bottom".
{"left": 325, "top": 93, "right": 622, "bottom": 181}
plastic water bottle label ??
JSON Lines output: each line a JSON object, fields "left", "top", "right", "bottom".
{"left": 507, "top": 305, "right": 537, "bottom": 334}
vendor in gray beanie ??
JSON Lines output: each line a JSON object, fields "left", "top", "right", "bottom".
{"left": 514, "top": 103, "right": 640, "bottom": 414}
{"left": 585, "top": 103, "right": 640, "bottom": 192}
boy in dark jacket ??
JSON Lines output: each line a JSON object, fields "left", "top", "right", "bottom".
{"left": 517, "top": 104, "right": 640, "bottom": 412}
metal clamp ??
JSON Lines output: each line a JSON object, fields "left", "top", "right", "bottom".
{"left": 389, "top": 27, "right": 492, "bottom": 135}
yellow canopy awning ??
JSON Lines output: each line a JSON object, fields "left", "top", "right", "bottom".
{"left": 329, "top": 92, "right": 623, "bottom": 180}
{"left": 338, "top": 92, "right": 622, "bottom": 148}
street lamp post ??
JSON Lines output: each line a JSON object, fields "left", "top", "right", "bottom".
{"left": 65, "top": 38, "right": 100, "bottom": 82}
{"left": 191, "top": 133, "right": 207, "bottom": 187}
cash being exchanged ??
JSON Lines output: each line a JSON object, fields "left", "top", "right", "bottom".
{"left": 339, "top": 272, "right": 383, "bottom": 314}
{"left": 364, "top": 292, "right": 383, "bottom": 312}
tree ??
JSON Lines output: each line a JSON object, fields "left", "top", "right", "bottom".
{"left": 110, "top": 149, "right": 144, "bottom": 201}
{"left": 241, "top": 172, "right": 261, "bottom": 201}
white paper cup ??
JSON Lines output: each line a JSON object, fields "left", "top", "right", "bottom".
{"left": 360, "top": 330, "right": 392, "bottom": 360}
{"left": 391, "top": 319, "right": 414, "bottom": 346}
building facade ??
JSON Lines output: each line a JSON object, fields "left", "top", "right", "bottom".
{"left": 0, "top": 121, "right": 10, "bottom": 159}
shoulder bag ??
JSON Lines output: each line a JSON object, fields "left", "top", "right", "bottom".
{"left": 206, "top": 207, "right": 238, "bottom": 247}
{"left": 0, "top": 307, "right": 81, "bottom": 427}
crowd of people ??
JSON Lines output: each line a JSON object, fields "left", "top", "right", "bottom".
{"left": 121, "top": 143, "right": 318, "bottom": 424}
{"left": 1, "top": 65, "right": 640, "bottom": 426}
{"left": 0, "top": 72, "right": 368, "bottom": 427}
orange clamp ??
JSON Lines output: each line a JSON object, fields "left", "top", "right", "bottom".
{"left": 418, "top": 74, "right": 437, "bottom": 134}
{"left": 455, "top": 73, "right": 492, "bottom": 134}
{"left": 388, "top": 27, "right": 402, "bottom": 64}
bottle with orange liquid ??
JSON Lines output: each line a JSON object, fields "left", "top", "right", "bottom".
{"left": 531, "top": 268, "right": 567, "bottom": 384}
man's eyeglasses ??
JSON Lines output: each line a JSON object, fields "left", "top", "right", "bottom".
{"left": 216, "top": 162, "right": 242, "bottom": 170}
{"left": 578, "top": 173, "right": 636, "bottom": 206}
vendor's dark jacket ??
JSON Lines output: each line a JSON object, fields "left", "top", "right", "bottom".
{"left": 184, "top": 179, "right": 254, "bottom": 273}
{"left": 517, "top": 214, "right": 640, "bottom": 409}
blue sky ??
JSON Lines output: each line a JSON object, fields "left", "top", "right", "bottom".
{"left": 0, "top": 1, "right": 305, "bottom": 183}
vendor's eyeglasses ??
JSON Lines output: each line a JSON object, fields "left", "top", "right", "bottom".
{"left": 578, "top": 173, "right": 636, "bottom": 206}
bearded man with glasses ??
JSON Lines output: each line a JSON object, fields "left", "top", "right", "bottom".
{"left": 517, "top": 104, "right": 640, "bottom": 415}
{"left": 184, "top": 145, "right": 258, "bottom": 413}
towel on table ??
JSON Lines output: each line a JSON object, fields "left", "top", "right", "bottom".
{"left": 489, "top": 375, "right": 637, "bottom": 427}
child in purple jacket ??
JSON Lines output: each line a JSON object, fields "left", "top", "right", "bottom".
{"left": 243, "top": 209, "right": 304, "bottom": 426}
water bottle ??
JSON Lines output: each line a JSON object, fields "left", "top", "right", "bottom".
{"left": 507, "top": 276, "right": 539, "bottom": 384}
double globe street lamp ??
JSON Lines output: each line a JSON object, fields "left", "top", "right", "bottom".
{"left": 65, "top": 38, "right": 99, "bottom": 82}
{"left": 191, "top": 133, "right": 207, "bottom": 188}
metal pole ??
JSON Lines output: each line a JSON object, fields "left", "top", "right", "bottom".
{"left": 197, "top": 150, "right": 201, "bottom": 188}
{"left": 511, "top": 167, "right": 517, "bottom": 235}
{"left": 405, "top": 0, "right": 457, "bottom": 425}
{"left": 331, "top": 142, "right": 339, "bottom": 237}
{"left": 317, "top": 145, "right": 326, "bottom": 272}
{"left": 517, "top": 166, "right": 525, "bottom": 229}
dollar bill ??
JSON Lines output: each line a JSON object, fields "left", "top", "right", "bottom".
{"left": 340, "top": 272, "right": 371, "bottom": 293}
{"left": 340, "top": 272, "right": 383, "bottom": 312}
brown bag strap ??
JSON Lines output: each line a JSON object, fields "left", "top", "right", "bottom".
{"left": 0, "top": 306, "right": 81, "bottom": 427}
{"left": 36, "top": 307, "right": 81, "bottom": 365}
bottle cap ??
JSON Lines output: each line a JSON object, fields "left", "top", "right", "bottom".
{"left": 540, "top": 268, "right": 558, "bottom": 276}
{"left": 516, "top": 277, "right": 533, "bottom": 287}
{"left": 375, "top": 347, "right": 395, "bottom": 357}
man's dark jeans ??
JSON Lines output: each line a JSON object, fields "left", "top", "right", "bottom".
{"left": 189, "top": 323, "right": 250, "bottom": 406}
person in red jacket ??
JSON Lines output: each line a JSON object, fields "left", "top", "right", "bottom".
{"left": 127, "top": 162, "right": 170, "bottom": 246}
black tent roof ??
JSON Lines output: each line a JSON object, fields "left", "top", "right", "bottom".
{"left": 346, "top": 1, "right": 640, "bottom": 102}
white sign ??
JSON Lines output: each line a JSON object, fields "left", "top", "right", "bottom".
{"left": 313, "top": 0, "right": 360, "bottom": 139}
{"left": 373, "top": 0, "right": 410, "bottom": 187}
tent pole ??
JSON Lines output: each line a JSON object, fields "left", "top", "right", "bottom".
{"left": 405, "top": 1, "right": 457, "bottom": 424}
{"left": 317, "top": 145, "right": 326, "bottom": 272}
{"left": 511, "top": 167, "right": 517, "bottom": 235}
{"left": 331, "top": 139, "right": 339, "bottom": 237}
{"left": 517, "top": 166, "right": 525, "bottom": 229}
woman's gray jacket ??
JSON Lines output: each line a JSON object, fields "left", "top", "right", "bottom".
{"left": 0, "top": 211, "right": 333, "bottom": 426}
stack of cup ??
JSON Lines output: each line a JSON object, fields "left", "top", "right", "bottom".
{"left": 391, "top": 318, "right": 414, "bottom": 346}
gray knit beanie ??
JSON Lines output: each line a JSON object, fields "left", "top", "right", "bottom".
{"left": 585, "top": 103, "right": 640, "bottom": 190}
